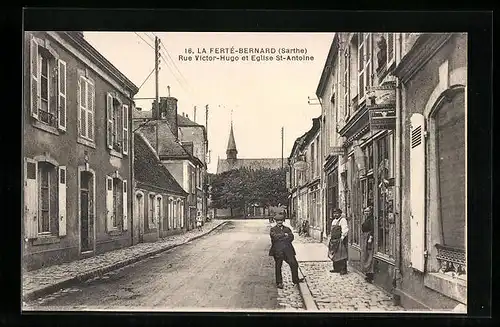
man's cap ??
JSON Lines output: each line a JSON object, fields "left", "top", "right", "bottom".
{"left": 274, "top": 213, "right": 285, "bottom": 221}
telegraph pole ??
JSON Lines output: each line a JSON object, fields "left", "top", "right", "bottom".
{"left": 194, "top": 106, "right": 197, "bottom": 123}
{"left": 155, "top": 36, "right": 160, "bottom": 154}
{"left": 281, "top": 126, "right": 284, "bottom": 169}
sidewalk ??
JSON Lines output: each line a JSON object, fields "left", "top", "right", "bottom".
{"left": 280, "top": 227, "right": 405, "bottom": 312}
{"left": 22, "top": 220, "right": 227, "bottom": 303}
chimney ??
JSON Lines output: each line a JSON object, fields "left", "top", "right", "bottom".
{"left": 163, "top": 96, "right": 178, "bottom": 139}
{"left": 181, "top": 142, "right": 194, "bottom": 156}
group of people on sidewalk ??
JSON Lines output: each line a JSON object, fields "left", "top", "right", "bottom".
{"left": 268, "top": 206, "right": 375, "bottom": 289}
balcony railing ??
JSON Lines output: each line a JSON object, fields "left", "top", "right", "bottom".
{"left": 436, "top": 244, "right": 466, "bottom": 276}
{"left": 38, "top": 110, "right": 56, "bottom": 127}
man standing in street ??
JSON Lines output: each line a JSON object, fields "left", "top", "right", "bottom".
{"left": 268, "top": 213, "right": 305, "bottom": 289}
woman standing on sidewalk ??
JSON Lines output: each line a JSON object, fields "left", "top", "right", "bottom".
{"left": 360, "top": 206, "right": 375, "bottom": 283}
{"left": 328, "top": 208, "right": 349, "bottom": 275}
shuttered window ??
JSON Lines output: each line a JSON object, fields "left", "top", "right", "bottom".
{"left": 410, "top": 113, "right": 426, "bottom": 272}
{"left": 57, "top": 60, "right": 67, "bottom": 131}
{"left": 386, "top": 33, "right": 395, "bottom": 67}
{"left": 78, "top": 76, "right": 95, "bottom": 141}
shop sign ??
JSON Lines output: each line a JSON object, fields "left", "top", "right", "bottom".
{"left": 330, "top": 146, "right": 345, "bottom": 156}
{"left": 369, "top": 107, "right": 396, "bottom": 130}
{"left": 367, "top": 81, "right": 396, "bottom": 131}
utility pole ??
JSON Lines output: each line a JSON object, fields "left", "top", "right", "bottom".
{"left": 194, "top": 106, "right": 197, "bottom": 123}
{"left": 155, "top": 36, "right": 160, "bottom": 155}
{"left": 281, "top": 126, "right": 284, "bottom": 169}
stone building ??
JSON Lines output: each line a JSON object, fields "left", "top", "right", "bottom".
{"left": 314, "top": 32, "right": 467, "bottom": 311}
{"left": 132, "top": 97, "right": 205, "bottom": 231}
{"left": 393, "top": 33, "right": 467, "bottom": 311}
{"left": 133, "top": 132, "right": 188, "bottom": 243}
{"left": 23, "top": 31, "right": 138, "bottom": 270}
{"left": 288, "top": 116, "right": 322, "bottom": 240}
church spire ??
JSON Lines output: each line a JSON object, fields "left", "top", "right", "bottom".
{"left": 226, "top": 116, "right": 238, "bottom": 161}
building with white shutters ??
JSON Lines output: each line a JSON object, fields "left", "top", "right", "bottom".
{"left": 393, "top": 33, "right": 467, "bottom": 311}
{"left": 314, "top": 32, "right": 467, "bottom": 311}
{"left": 23, "top": 31, "right": 138, "bottom": 270}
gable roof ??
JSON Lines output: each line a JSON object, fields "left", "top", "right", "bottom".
{"left": 134, "top": 133, "right": 187, "bottom": 196}
{"left": 216, "top": 158, "right": 283, "bottom": 174}
{"left": 177, "top": 114, "right": 201, "bottom": 126}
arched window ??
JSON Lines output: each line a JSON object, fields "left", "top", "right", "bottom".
{"left": 155, "top": 195, "right": 163, "bottom": 230}
{"left": 434, "top": 90, "right": 465, "bottom": 250}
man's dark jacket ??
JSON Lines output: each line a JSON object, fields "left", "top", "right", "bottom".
{"left": 269, "top": 225, "right": 296, "bottom": 257}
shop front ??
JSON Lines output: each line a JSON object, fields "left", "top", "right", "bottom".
{"left": 339, "top": 82, "right": 398, "bottom": 294}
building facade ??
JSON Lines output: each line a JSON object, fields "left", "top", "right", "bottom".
{"left": 314, "top": 32, "right": 467, "bottom": 311}
{"left": 288, "top": 117, "right": 322, "bottom": 240}
{"left": 23, "top": 31, "right": 139, "bottom": 270}
{"left": 393, "top": 33, "right": 467, "bottom": 310}
{"left": 133, "top": 132, "right": 188, "bottom": 243}
{"left": 132, "top": 97, "right": 205, "bottom": 231}
{"left": 177, "top": 113, "right": 209, "bottom": 222}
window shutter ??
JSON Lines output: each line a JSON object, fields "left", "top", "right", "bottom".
{"left": 30, "top": 37, "right": 39, "bottom": 119}
{"left": 57, "top": 166, "right": 67, "bottom": 236}
{"left": 122, "top": 104, "right": 129, "bottom": 154}
{"left": 106, "top": 176, "right": 114, "bottom": 232}
{"left": 123, "top": 180, "right": 128, "bottom": 231}
{"left": 106, "top": 94, "right": 113, "bottom": 149}
{"left": 358, "top": 36, "right": 365, "bottom": 99}
{"left": 410, "top": 113, "right": 426, "bottom": 272}
{"left": 77, "top": 78, "right": 82, "bottom": 135}
{"left": 24, "top": 158, "right": 38, "bottom": 239}
{"left": 57, "top": 60, "right": 67, "bottom": 131}
{"left": 87, "top": 82, "right": 95, "bottom": 140}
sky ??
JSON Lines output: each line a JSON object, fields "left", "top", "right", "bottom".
{"left": 84, "top": 32, "right": 333, "bottom": 173}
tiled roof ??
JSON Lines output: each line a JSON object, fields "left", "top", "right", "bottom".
{"left": 134, "top": 133, "right": 187, "bottom": 195}
{"left": 216, "top": 158, "right": 283, "bottom": 174}
{"left": 177, "top": 114, "right": 201, "bottom": 126}
{"left": 132, "top": 108, "right": 152, "bottom": 119}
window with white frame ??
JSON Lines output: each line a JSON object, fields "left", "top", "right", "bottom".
{"left": 78, "top": 75, "right": 95, "bottom": 141}
{"left": 106, "top": 93, "right": 129, "bottom": 154}
{"left": 156, "top": 195, "right": 163, "bottom": 229}
{"left": 29, "top": 35, "right": 67, "bottom": 131}
{"left": 358, "top": 33, "right": 373, "bottom": 101}
{"left": 343, "top": 48, "right": 350, "bottom": 118}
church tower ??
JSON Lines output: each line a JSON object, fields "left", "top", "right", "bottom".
{"left": 226, "top": 121, "right": 238, "bottom": 162}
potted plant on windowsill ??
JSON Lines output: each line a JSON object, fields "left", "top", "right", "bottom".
{"left": 113, "top": 142, "right": 122, "bottom": 152}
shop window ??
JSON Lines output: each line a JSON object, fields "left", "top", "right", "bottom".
{"left": 375, "top": 133, "right": 395, "bottom": 258}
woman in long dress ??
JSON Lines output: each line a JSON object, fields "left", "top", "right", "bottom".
{"left": 328, "top": 208, "right": 349, "bottom": 275}
{"left": 360, "top": 206, "right": 375, "bottom": 283}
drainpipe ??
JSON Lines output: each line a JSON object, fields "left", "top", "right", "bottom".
{"left": 130, "top": 101, "right": 135, "bottom": 246}
{"left": 393, "top": 36, "right": 403, "bottom": 304}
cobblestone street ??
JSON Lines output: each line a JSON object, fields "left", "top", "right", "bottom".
{"left": 277, "top": 226, "right": 404, "bottom": 312}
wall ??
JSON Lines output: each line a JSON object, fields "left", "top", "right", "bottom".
{"left": 23, "top": 32, "right": 132, "bottom": 270}
{"left": 398, "top": 33, "right": 466, "bottom": 310}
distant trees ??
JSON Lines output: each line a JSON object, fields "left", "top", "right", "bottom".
{"left": 209, "top": 167, "right": 287, "bottom": 217}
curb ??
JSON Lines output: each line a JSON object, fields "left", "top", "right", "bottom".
{"left": 297, "top": 267, "right": 319, "bottom": 311}
{"left": 23, "top": 221, "right": 228, "bottom": 303}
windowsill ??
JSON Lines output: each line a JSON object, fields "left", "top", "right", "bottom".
{"left": 33, "top": 120, "right": 60, "bottom": 136}
{"left": 77, "top": 136, "right": 96, "bottom": 149}
{"left": 32, "top": 234, "right": 61, "bottom": 246}
{"left": 374, "top": 252, "right": 396, "bottom": 265}
{"left": 424, "top": 272, "right": 467, "bottom": 304}
{"left": 110, "top": 149, "right": 123, "bottom": 158}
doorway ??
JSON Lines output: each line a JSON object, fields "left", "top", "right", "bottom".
{"left": 80, "top": 171, "right": 94, "bottom": 253}
{"left": 136, "top": 192, "right": 144, "bottom": 243}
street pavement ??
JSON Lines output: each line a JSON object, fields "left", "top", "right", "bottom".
{"left": 23, "top": 219, "right": 303, "bottom": 312}
{"left": 22, "top": 219, "right": 226, "bottom": 302}
{"left": 23, "top": 219, "right": 404, "bottom": 312}
{"left": 288, "top": 231, "right": 405, "bottom": 312}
